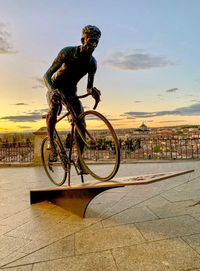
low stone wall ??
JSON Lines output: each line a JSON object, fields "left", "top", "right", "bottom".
{"left": 33, "top": 127, "right": 47, "bottom": 165}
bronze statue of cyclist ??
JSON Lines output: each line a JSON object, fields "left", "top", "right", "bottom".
{"left": 44, "top": 25, "right": 101, "bottom": 174}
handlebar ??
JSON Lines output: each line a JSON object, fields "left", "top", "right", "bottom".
{"left": 76, "top": 93, "right": 91, "bottom": 99}
{"left": 77, "top": 92, "right": 100, "bottom": 110}
{"left": 42, "top": 92, "right": 100, "bottom": 121}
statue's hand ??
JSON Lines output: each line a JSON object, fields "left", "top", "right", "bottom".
{"left": 89, "top": 87, "right": 101, "bottom": 99}
{"left": 87, "top": 87, "right": 101, "bottom": 109}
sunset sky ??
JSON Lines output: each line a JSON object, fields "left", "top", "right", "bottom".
{"left": 1, "top": 0, "right": 200, "bottom": 132}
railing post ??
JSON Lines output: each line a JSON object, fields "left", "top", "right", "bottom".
{"left": 33, "top": 127, "right": 47, "bottom": 165}
{"left": 170, "top": 138, "right": 172, "bottom": 159}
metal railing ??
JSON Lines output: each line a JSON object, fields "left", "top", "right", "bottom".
{"left": 0, "top": 142, "right": 34, "bottom": 163}
{"left": 120, "top": 137, "right": 200, "bottom": 160}
{"left": 1, "top": 137, "right": 200, "bottom": 163}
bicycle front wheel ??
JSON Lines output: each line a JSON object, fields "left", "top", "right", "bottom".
{"left": 75, "top": 110, "right": 120, "bottom": 181}
{"left": 41, "top": 136, "right": 67, "bottom": 186}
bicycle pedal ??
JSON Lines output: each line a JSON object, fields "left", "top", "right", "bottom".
{"left": 77, "top": 170, "right": 88, "bottom": 176}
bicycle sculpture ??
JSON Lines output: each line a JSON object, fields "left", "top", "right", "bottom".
{"left": 42, "top": 25, "right": 120, "bottom": 186}
{"left": 41, "top": 93, "right": 120, "bottom": 186}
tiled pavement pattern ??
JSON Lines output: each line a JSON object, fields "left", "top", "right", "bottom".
{"left": 0, "top": 161, "right": 200, "bottom": 270}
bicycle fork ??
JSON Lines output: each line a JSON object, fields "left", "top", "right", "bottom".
{"left": 69, "top": 122, "right": 85, "bottom": 184}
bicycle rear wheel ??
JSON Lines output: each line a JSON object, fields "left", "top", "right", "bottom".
{"left": 75, "top": 110, "right": 120, "bottom": 181}
{"left": 41, "top": 136, "right": 67, "bottom": 186}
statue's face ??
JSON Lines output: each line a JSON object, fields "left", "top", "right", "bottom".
{"left": 81, "top": 36, "right": 99, "bottom": 54}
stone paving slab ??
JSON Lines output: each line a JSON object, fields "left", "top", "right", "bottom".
{"left": 135, "top": 215, "right": 200, "bottom": 241}
{"left": 0, "top": 252, "right": 27, "bottom": 268}
{"left": 0, "top": 162, "right": 200, "bottom": 270}
{"left": 32, "top": 251, "right": 117, "bottom": 271}
{"left": 182, "top": 233, "right": 200, "bottom": 254}
{"left": 75, "top": 224, "right": 145, "bottom": 255}
{"left": 0, "top": 235, "right": 30, "bottom": 261}
{"left": 112, "top": 238, "right": 200, "bottom": 271}
{"left": 194, "top": 213, "right": 200, "bottom": 222}
{"left": 138, "top": 197, "right": 200, "bottom": 219}
{"left": 4, "top": 235, "right": 75, "bottom": 267}
{"left": 101, "top": 206, "right": 158, "bottom": 227}
{"left": 162, "top": 178, "right": 200, "bottom": 202}
{"left": 1, "top": 266, "right": 33, "bottom": 271}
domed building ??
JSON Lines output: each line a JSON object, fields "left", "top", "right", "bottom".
{"left": 138, "top": 122, "right": 148, "bottom": 132}
{"left": 132, "top": 122, "right": 150, "bottom": 139}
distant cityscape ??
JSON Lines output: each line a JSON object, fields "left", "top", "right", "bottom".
{"left": 82, "top": 122, "right": 200, "bottom": 140}
{"left": 116, "top": 123, "right": 200, "bottom": 139}
{"left": 1, "top": 122, "right": 200, "bottom": 143}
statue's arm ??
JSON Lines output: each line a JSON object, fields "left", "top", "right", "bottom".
{"left": 87, "top": 73, "right": 95, "bottom": 90}
{"left": 43, "top": 49, "right": 65, "bottom": 92}
{"left": 87, "top": 57, "right": 97, "bottom": 91}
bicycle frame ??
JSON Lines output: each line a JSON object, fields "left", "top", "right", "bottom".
{"left": 56, "top": 95, "right": 95, "bottom": 146}
{"left": 42, "top": 92, "right": 120, "bottom": 185}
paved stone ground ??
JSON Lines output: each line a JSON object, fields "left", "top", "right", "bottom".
{"left": 0, "top": 161, "right": 200, "bottom": 270}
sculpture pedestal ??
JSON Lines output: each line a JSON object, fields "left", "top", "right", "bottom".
{"left": 30, "top": 186, "right": 113, "bottom": 217}
{"left": 30, "top": 169, "right": 194, "bottom": 217}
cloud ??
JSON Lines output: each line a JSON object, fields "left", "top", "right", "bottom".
{"left": 107, "top": 118, "right": 122, "bottom": 122}
{"left": 32, "top": 77, "right": 45, "bottom": 89}
{"left": 0, "top": 109, "right": 48, "bottom": 123}
{"left": 166, "top": 88, "right": 178, "bottom": 93}
{"left": 185, "top": 94, "right": 194, "bottom": 97}
{"left": 17, "top": 126, "right": 32, "bottom": 129}
{"left": 134, "top": 100, "right": 142, "bottom": 103}
{"left": 0, "top": 115, "right": 40, "bottom": 122}
{"left": 158, "top": 120, "right": 187, "bottom": 123}
{"left": 11, "top": 103, "right": 28, "bottom": 106}
{"left": 123, "top": 102, "right": 200, "bottom": 118}
{"left": 0, "top": 22, "right": 16, "bottom": 54}
{"left": 177, "top": 103, "right": 200, "bottom": 116}
{"left": 103, "top": 49, "right": 174, "bottom": 71}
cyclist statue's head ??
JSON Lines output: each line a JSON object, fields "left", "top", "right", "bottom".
{"left": 81, "top": 25, "right": 101, "bottom": 55}
{"left": 82, "top": 25, "right": 101, "bottom": 39}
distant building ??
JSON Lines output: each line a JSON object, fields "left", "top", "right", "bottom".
{"left": 140, "top": 122, "right": 148, "bottom": 132}
{"left": 135, "top": 122, "right": 149, "bottom": 133}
